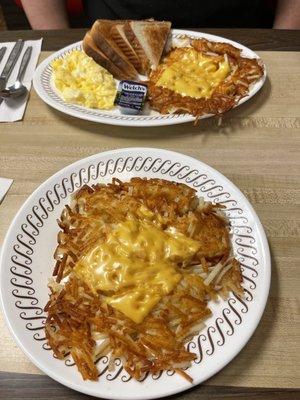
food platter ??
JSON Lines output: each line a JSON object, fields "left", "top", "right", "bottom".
{"left": 33, "top": 29, "right": 266, "bottom": 127}
{"left": 0, "top": 148, "right": 271, "bottom": 399}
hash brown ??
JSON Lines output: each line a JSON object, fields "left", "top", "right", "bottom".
{"left": 45, "top": 178, "right": 243, "bottom": 382}
{"left": 148, "top": 38, "right": 264, "bottom": 120}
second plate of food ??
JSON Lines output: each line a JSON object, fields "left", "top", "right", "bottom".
{"left": 0, "top": 148, "right": 270, "bottom": 399}
{"left": 33, "top": 26, "right": 266, "bottom": 127}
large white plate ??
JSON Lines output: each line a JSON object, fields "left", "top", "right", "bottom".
{"left": 0, "top": 148, "right": 271, "bottom": 399}
{"left": 33, "top": 29, "right": 266, "bottom": 127}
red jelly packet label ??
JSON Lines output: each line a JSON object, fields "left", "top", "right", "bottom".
{"left": 115, "top": 80, "right": 148, "bottom": 112}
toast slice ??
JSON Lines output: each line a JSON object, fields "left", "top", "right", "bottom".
{"left": 110, "top": 22, "right": 143, "bottom": 74}
{"left": 124, "top": 20, "right": 171, "bottom": 73}
{"left": 91, "top": 20, "right": 138, "bottom": 79}
{"left": 123, "top": 22, "right": 150, "bottom": 75}
{"left": 82, "top": 32, "right": 129, "bottom": 80}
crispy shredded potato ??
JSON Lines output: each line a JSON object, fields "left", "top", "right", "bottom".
{"left": 45, "top": 178, "right": 243, "bottom": 382}
{"left": 148, "top": 38, "right": 264, "bottom": 121}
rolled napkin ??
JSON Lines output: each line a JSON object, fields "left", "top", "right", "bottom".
{"left": 0, "top": 177, "right": 13, "bottom": 204}
{"left": 0, "top": 39, "right": 42, "bottom": 122}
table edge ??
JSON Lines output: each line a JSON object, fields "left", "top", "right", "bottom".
{"left": 0, "top": 28, "right": 300, "bottom": 51}
{"left": 0, "top": 371, "right": 299, "bottom": 399}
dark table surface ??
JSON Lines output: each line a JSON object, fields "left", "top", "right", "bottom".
{"left": 0, "top": 28, "right": 300, "bottom": 51}
{"left": 0, "top": 28, "right": 299, "bottom": 400}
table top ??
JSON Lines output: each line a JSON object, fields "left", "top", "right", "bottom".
{"left": 1, "top": 28, "right": 300, "bottom": 51}
{"left": 0, "top": 29, "right": 300, "bottom": 400}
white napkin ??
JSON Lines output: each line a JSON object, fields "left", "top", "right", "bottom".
{"left": 0, "top": 39, "right": 42, "bottom": 122}
{"left": 0, "top": 177, "right": 13, "bottom": 204}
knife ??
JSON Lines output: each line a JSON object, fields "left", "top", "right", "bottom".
{"left": 0, "top": 47, "right": 7, "bottom": 64}
{"left": 0, "top": 40, "right": 24, "bottom": 91}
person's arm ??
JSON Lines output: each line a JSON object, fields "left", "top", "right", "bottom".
{"left": 21, "top": 0, "right": 69, "bottom": 29}
{"left": 273, "top": 0, "right": 300, "bottom": 29}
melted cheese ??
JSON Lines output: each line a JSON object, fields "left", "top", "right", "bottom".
{"left": 74, "top": 215, "right": 200, "bottom": 324}
{"left": 156, "top": 48, "right": 230, "bottom": 99}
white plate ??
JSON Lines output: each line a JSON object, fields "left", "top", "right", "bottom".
{"left": 33, "top": 29, "right": 266, "bottom": 127}
{"left": 0, "top": 148, "right": 271, "bottom": 399}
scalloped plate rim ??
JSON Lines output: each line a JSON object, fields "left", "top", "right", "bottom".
{"left": 0, "top": 148, "right": 271, "bottom": 399}
{"left": 33, "top": 29, "right": 267, "bottom": 127}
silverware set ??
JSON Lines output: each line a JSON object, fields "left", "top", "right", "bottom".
{"left": 0, "top": 39, "right": 33, "bottom": 102}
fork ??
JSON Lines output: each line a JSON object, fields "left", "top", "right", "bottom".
{"left": 0, "top": 40, "right": 24, "bottom": 92}
{"left": 0, "top": 47, "right": 7, "bottom": 64}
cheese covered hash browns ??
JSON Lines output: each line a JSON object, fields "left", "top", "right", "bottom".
{"left": 45, "top": 178, "right": 243, "bottom": 381}
{"left": 148, "top": 38, "right": 264, "bottom": 119}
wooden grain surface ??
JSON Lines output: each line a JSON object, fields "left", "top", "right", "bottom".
{"left": 0, "top": 37, "right": 300, "bottom": 399}
{"left": 0, "top": 28, "right": 300, "bottom": 51}
{"left": 0, "top": 372, "right": 299, "bottom": 400}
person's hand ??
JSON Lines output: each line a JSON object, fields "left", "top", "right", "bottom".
{"left": 21, "top": 0, "right": 70, "bottom": 30}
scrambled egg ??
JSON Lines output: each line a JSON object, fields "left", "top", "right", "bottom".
{"left": 52, "top": 50, "right": 116, "bottom": 109}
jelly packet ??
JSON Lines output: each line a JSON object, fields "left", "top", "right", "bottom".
{"left": 114, "top": 80, "right": 148, "bottom": 115}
